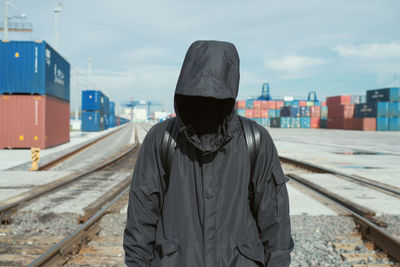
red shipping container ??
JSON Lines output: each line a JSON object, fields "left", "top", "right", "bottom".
{"left": 261, "top": 101, "right": 269, "bottom": 110}
{"left": 245, "top": 109, "right": 253, "bottom": 118}
{"left": 311, "top": 106, "right": 321, "bottom": 118}
{"left": 252, "top": 100, "right": 262, "bottom": 110}
{"left": 327, "top": 104, "right": 354, "bottom": 118}
{"left": 326, "top": 95, "right": 351, "bottom": 106}
{"left": 321, "top": 101, "right": 327, "bottom": 106}
{"left": 299, "top": 101, "right": 307, "bottom": 107}
{"left": 253, "top": 109, "right": 261, "bottom": 118}
{"left": 310, "top": 118, "right": 320, "bottom": 128}
{"left": 267, "top": 101, "right": 277, "bottom": 109}
{"left": 327, "top": 117, "right": 354, "bottom": 129}
{"left": 353, "top": 118, "right": 376, "bottom": 131}
{"left": 276, "top": 101, "right": 284, "bottom": 110}
{"left": 236, "top": 100, "right": 246, "bottom": 109}
{"left": 0, "top": 95, "right": 70, "bottom": 149}
{"left": 261, "top": 109, "right": 269, "bottom": 118}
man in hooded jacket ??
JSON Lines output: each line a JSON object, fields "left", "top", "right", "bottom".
{"left": 123, "top": 40, "right": 294, "bottom": 267}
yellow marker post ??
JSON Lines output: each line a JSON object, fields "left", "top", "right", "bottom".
{"left": 30, "top": 147, "right": 40, "bottom": 171}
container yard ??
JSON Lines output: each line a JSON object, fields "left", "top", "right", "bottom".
{"left": 0, "top": 1, "right": 399, "bottom": 267}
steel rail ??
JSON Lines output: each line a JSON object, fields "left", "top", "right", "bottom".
{"left": 0, "top": 125, "right": 138, "bottom": 221}
{"left": 287, "top": 173, "right": 400, "bottom": 262}
{"left": 280, "top": 156, "right": 400, "bottom": 196}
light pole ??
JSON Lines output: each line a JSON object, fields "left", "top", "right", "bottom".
{"left": 53, "top": 3, "right": 63, "bottom": 51}
{"left": 3, "top": 1, "right": 11, "bottom": 40}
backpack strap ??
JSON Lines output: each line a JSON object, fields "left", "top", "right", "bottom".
{"left": 239, "top": 116, "right": 261, "bottom": 177}
{"left": 161, "top": 118, "right": 178, "bottom": 187}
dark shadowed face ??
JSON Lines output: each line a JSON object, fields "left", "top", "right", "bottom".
{"left": 175, "top": 94, "right": 234, "bottom": 136}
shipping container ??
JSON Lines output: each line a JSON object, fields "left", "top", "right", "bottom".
{"left": 268, "top": 109, "right": 279, "bottom": 118}
{"left": 353, "top": 118, "right": 376, "bottom": 131}
{"left": 389, "top": 117, "right": 400, "bottom": 131}
{"left": 253, "top": 109, "right": 261, "bottom": 118}
{"left": 290, "top": 107, "right": 300, "bottom": 117}
{"left": 305, "top": 101, "right": 314, "bottom": 107}
{"left": 236, "top": 109, "right": 246, "bottom": 116}
{"left": 236, "top": 100, "right": 246, "bottom": 109}
{"left": 268, "top": 101, "right": 277, "bottom": 110}
{"left": 327, "top": 117, "right": 353, "bottom": 129}
{"left": 311, "top": 106, "right": 321, "bottom": 118}
{"left": 103, "top": 113, "right": 109, "bottom": 129}
{"left": 366, "top": 88, "right": 399, "bottom": 103}
{"left": 321, "top": 101, "right": 327, "bottom": 106}
{"left": 0, "top": 95, "right": 69, "bottom": 149}
{"left": 310, "top": 118, "right": 320, "bottom": 128}
{"left": 253, "top": 100, "right": 262, "bottom": 110}
{"left": 245, "top": 109, "right": 253, "bottom": 118}
{"left": 299, "top": 101, "right": 307, "bottom": 107}
{"left": 327, "top": 104, "right": 355, "bottom": 118}
{"left": 82, "top": 90, "right": 105, "bottom": 112}
{"left": 300, "top": 117, "right": 311, "bottom": 128}
{"left": 262, "top": 118, "right": 270, "bottom": 127}
{"left": 326, "top": 95, "right": 351, "bottom": 106}
{"left": 320, "top": 119, "right": 327, "bottom": 128}
{"left": 0, "top": 41, "right": 70, "bottom": 102}
{"left": 300, "top": 106, "right": 311, "bottom": 117}
{"left": 284, "top": 101, "right": 292, "bottom": 107}
{"left": 109, "top": 101, "right": 115, "bottom": 115}
{"left": 276, "top": 101, "right": 284, "bottom": 110}
{"left": 260, "top": 109, "right": 269, "bottom": 118}
{"left": 389, "top": 102, "right": 400, "bottom": 117}
{"left": 261, "top": 101, "right": 269, "bottom": 110}
{"left": 270, "top": 117, "right": 281, "bottom": 128}
{"left": 290, "top": 117, "right": 301, "bottom": 128}
{"left": 280, "top": 107, "right": 291, "bottom": 117}
{"left": 108, "top": 115, "right": 115, "bottom": 128}
{"left": 376, "top": 117, "right": 389, "bottom": 131}
{"left": 354, "top": 103, "right": 377, "bottom": 118}
{"left": 350, "top": 95, "right": 362, "bottom": 104}
{"left": 246, "top": 99, "right": 254, "bottom": 109}
{"left": 292, "top": 100, "right": 299, "bottom": 107}
{"left": 321, "top": 106, "right": 328, "bottom": 118}
{"left": 81, "top": 111, "right": 105, "bottom": 132}
{"left": 104, "top": 96, "right": 110, "bottom": 114}
{"left": 376, "top": 102, "right": 390, "bottom": 117}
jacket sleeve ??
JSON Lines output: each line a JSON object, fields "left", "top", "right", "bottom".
{"left": 123, "top": 126, "right": 164, "bottom": 267}
{"left": 250, "top": 128, "right": 294, "bottom": 267}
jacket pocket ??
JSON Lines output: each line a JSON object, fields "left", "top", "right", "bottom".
{"left": 236, "top": 241, "right": 265, "bottom": 267}
{"left": 272, "top": 167, "right": 289, "bottom": 217}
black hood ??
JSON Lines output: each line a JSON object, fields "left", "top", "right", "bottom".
{"left": 174, "top": 40, "right": 240, "bottom": 152}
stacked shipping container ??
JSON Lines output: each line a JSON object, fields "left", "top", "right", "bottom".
{"left": 0, "top": 41, "right": 70, "bottom": 149}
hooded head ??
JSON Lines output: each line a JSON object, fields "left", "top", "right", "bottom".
{"left": 174, "top": 40, "right": 240, "bottom": 141}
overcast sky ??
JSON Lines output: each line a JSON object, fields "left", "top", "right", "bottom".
{"left": 3, "top": 0, "right": 400, "bottom": 113}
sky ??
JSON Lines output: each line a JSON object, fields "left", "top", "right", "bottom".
{"left": 2, "top": 0, "right": 400, "bottom": 113}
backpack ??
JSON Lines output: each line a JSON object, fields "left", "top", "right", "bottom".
{"left": 160, "top": 116, "right": 261, "bottom": 189}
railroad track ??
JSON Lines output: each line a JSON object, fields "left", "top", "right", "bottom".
{"left": 0, "top": 124, "right": 143, "bottom": 266}
{"left": 281, "top": 158, "right": 400, "bottom": 264}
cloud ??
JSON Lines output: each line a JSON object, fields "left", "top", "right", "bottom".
{"left": 334, "top": 41, "right": 400, "bottom": 60}
{"left": 265, "top": 56, "right": 325, "bottom": 79}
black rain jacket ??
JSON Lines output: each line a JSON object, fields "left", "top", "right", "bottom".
{"left": 123, "top": 40, "right": 294, "bottom": 267}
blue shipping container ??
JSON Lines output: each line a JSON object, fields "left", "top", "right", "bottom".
{"left": 389, "top": 117, "right": 400, "bottom": 131}
{"left": 104, "top": 96, "right": 110, "bottom": 114}
{"left": 81, "top": 111, "right": 105, "bottom": 132}
{"left": 367, "top": 87, "right": 399, "bottom": 103}
{"left": 108, "top": 115, "right": 115, "bottom": 128}
{"left": 109, "top": 101, "right": 115, "bottom": 115}
{"left": 0, "top": 41, "right": 70, "bottom": 102}
{"left": 377, "top": 102, "right": 389, "bottom": 117}
{"left": 300, "top": 106, "right": 311, "bottom": 117}
{"left": 300, "top": 117, "right": 311, "bottom": 128}
{"left": 290, "top": 107, "right": 300, "bottom": 117}
{"left": 376, "top": 117, "right": 389, "bottom": 131}
{"left": 246, "top": 100, "right": 254, "bottom": 109}
{"left": 389, "top": 102, "right": 400, "bottom": 117}
{"left": 82, "top": 90, "right": 105, "bottom": 111}
{"left": 290, "top": 117, "right": 301, "bottom": 128}
{"left": 281, "top": 117, "right": 291, "bottom": 128}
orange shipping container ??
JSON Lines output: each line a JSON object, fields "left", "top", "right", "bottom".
{"left": 326, "top": 95, "right": 351, "bottom": 106}
{"left": 253, "top": 100, "right": 262, "bottom": 110}
{"left": 236, "top": 100, "right": 246, "bottom": 109}
{"left": 321, "top": 101, "right": 327, "bottom": 106}
{"left": 253, "top": 109, "right": 261, "bottom": 118}
{"left": 276, "top": 101, "right": 284, "bottom": 110}
{"left": 310, "top": 118, "right": 320, "bottom": 128}
{"left": 261, "top": 109, "right": 269, "bottom": 118}
{"left": 0, "top": 95, "right": 70, "bottom": 149}
{"left": 299, "top": 101, "right": 307, "bottom": 107}
{"left": 354, "top": 118, "right": 376, "bottom": 131}
{"left": 245, "top": 109, "right": 253, "bottom": 118}
{"left": 261, "top": 101, "right": 269, "bottom": 110}
{"left": 311, "top": 106, "right": 321, "bottom": 118}
{"left": 268, "top": 101, "right": 277, "bottom": 109}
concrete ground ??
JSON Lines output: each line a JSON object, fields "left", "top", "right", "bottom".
{"left": 268, "top": 128, "right": 400, "bottom": 189}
